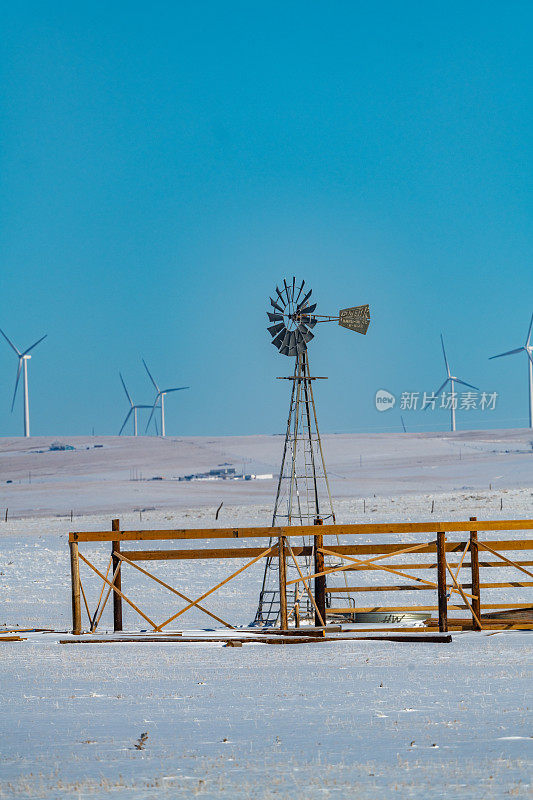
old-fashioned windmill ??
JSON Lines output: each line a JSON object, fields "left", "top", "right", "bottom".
{"left": 254, "top": 278, "right": 370, "bottom": 625}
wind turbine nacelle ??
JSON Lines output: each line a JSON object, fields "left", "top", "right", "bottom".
{"left": 338, "top": 304, "right": 371, "bottom": 335}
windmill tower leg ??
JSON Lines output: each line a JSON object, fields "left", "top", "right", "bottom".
{"left": 23, "top": 356, "right": 30, "bottom": 437}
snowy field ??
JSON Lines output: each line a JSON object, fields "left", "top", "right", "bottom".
{"left": 0, "top": 431, "right": 532, "bottom": 798}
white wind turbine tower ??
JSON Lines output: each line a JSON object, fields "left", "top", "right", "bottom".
{"left": 118, "top": 373, "right": 152, "bottom": 436}
{"left": 434, "top": 334, "right": 478, "bottom": 432}
{"left": 142, "top": 359, "right": 189, "bottom": 437}
{"left": 0, "top": 327, "right": 47, "bottom": 437}
{"left": 489, "top": 312, "right": 533, "bottom": 429}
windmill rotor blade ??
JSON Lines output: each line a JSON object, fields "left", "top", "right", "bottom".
{"left": 283, "top": 279, "right": 291, "bottom": 303}
{"left": 489, "top": 347, "right": 524, "bottom": 360}
{"left": 296, "top": 339, "right": 307, "bottom": 354}
{"left": 526, "top": 312, "right": 533, "bottom": 347}
{"left": 298, "top": 326, "right": 314, "bottom": 344}
{"left": 279, "top": 344, "right": 290, "bottom": 355}
{"left": 119, "top": 408, "right": 133, "bottom": 436}
{"left": 281, "top": 329, "right": 292, "bottom": 350}
{"left": 272, "top": 329, "right": 287, "bottom": 349}
{"left": 145, "top": 395, "right": 161, "bottom": 433}
{"left": 119, "top": 372, "right": 134, "bottom": 406}
{"left": 300, "top": 315, "right": 317, "bottom": 328}
{"left": 433, "top": 378, "right": 450, "bottom": 397}
{"left": 22, "top": 334, "right": 47, "bottom": 356}
{"left": 527, "top": 349, "right": 533, "bottom": 365}
{"left": 270, "top": 297, "right": 284, "bottom": 313}
{"left": 162, "top": 386, "right": 189, "bottom": 394}
{"left": 300, "top": 302, "right": 316, "bottom": 315}
{"left": 291, "top": 277, "right": 295, "bottom": 302}
{"left": 0, "top": 327, "right": 21, "bottom": 356}
{"left": 142, "top": 358, "right": 160, "bottom": 391}
{"left": 453, "top": 378, "right": 479, "bottom": 391}
{"left": 268, "top": 322, "right": 285, "bottom": 337}
{"left": 267, "top": 312, "right": 284, "bottom": 322}
{"left": 297, "top": 289, "right": 312, "bottom": 310}
{"left": 440, "top": 334, "right": 450, "bottom": 376}
{"left": 11, "top": 359, "right": 22, "bottom": 412}
{"left": 294, "top": 280, "right": 305, "bottom": 304}
{"left": 287, "top": 331, "right": 297, "bottom": 355}
{"left": 275, "top": 286, "right": 286, "bottom": 306}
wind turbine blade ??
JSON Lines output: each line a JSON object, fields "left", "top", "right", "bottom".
{"left": 119, "top": 372, "right": 134, "bottom": 406}
{"left": 142, "top": 358, "right": 160, "bottom": 391}
{"left": 11, "top": 359, "right": 22, "bottom": 411}
{"left": 489, "top": 347, "right": 524, "bottom": 360}
{"left": 525, "top": 312, "right": 533, "bottom": 347}
{"left": 119, "top": 408, "right": 132, "bottom": 435}
{"left": 0, "top": 328, "right": 21, "bottom": 356}
{"left": 527, "top": 349, "right": 533, "bottom": 366}
{"left": 145, "top": 395, "right": 161, "bottom": 433}
{"left": 162, "top": 386, "right": 189, "bottom": 394}
{"left": 453, "top": 378, "right": 479, "bottom": 391}
{"left": 22, "top": 333, "right": 47, "bottom": 356}
{"left": 434, "top": 378, "right": 450, "bottom": 397}
{"left": 440, "top": 334, "right": 450, "bottom": 377}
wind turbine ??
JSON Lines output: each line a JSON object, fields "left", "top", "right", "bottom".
{"left": 142, "top": 359, "right": 189, "bottom": 437}
{"left": 434, "top": 334, "right": 479, "bottom": 432}
{"left": 118, "top": 373, "right": 152, "bottom": 436}
{"left": 489, "top": 313, "right": 533, "bottom": 429}
{"left": 0, "top": 327, "right": 47, "bottom": 437}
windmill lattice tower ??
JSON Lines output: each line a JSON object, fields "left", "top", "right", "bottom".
{"left": 254, "top": 279, "right": 370, "bottom": 626}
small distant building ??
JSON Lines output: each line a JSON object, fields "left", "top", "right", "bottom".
{"left": 178, "top": 466, "right": 273, "bottom": 482}
{"left": 209, "top": 467, "right": 236, "bottom": 477}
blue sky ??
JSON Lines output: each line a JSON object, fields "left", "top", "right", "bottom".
{"left": 1, "top": 1, "right": 532, "bottom": 437}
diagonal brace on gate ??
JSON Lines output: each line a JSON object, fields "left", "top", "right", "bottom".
{"left": 285, "top": 541, "right": 434, "bottom": 587}
{"left": 116, "top": 551, "right": 235, "bottom": 630}
{"left": 78, "top": 551, "right": 158, "bottom": 630}
{"left": 155, "top": 545, "right": 276, "bottom": 631}
{"left": 286, "top": 545, "right": 476, "bottom": 601}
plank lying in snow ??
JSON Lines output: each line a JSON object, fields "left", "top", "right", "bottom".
{"left": 59, "top": 634, "right": 453, "bottom": 645}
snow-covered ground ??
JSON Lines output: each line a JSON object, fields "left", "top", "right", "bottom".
{"left": 0, "top": 431, "right": 531, "bottom": 798}
{"left": 0, "top": 429, "right": 532, "bottom": 518}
